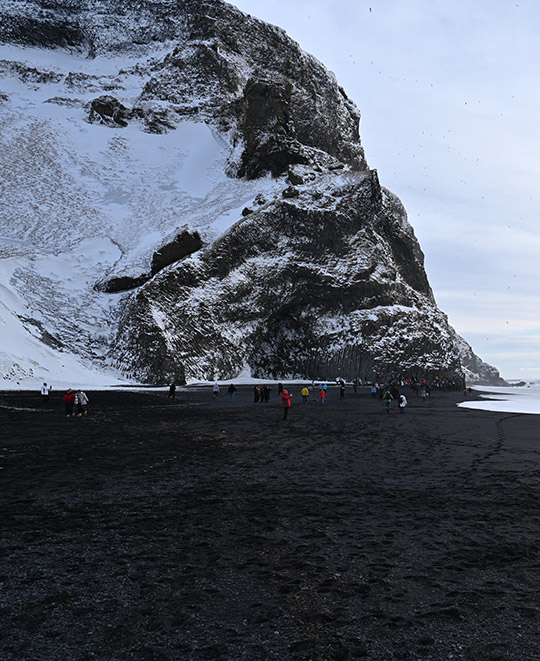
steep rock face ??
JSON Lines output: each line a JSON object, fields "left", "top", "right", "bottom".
{"left": 455, "top": 336, "right": 507, "bottom": 386}
{"left": 111, "top": 169, "right": 467, "bottom": 383}
{"left": 0, "top": 0, "right": 505, "bottom": 385}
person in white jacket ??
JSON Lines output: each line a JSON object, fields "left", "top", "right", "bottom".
{"left": 398, "top": 393, "right": 407, "bottom": 413}
{"left": 40, "top": 382, "right": 50, "bottom": 405}
{"left": 75, "top": 390, "right": 89, "bottom": 417}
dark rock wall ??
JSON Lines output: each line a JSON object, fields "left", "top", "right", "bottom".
{"left": 111, "top": 174, "right": 464, "bottom": 383}
{"left": 151, "top": 230, "right": 202, "bottom": 275}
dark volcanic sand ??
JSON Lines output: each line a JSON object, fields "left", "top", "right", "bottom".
{"left": 1, "top": 386, "right": 540, "bottom": 660}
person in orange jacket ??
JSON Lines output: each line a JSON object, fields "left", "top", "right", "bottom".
{"left": 281, "top": 389, "right": 293, "bottom": 420}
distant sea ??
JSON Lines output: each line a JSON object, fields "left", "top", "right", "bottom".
{"left": 459, "top": 382, "right": 540, "bottom": 415}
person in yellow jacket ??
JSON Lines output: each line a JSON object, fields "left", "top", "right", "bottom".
{"left": 301, "top": 386, "right": 309, "bottom": 403}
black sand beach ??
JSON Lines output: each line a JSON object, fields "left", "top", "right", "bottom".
{"left": 1, "top": 386, "right": 540, "bottom": 660}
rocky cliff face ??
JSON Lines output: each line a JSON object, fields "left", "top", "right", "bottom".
{"left": 0, "top": 0, "right": 505, "bottom": 385}
{"left": 112, "top": 170, "right": 465, "bottom": 384}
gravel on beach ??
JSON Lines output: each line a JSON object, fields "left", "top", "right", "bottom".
{"left": 1, "top": 386, "right": 540, "bottom": 660}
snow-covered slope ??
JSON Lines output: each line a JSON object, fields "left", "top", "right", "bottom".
{"left": 0, "top": 34, "right": 281, "bottom": 385}
{"left": 0, "top": 0, "right": 505, "bottom": 387}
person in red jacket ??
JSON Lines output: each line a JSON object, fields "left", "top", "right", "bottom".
{"left": 63, "top": 388, "right": 76, "bottom": 417}
{"left": 281, "top": 389, "right": 293, "bottom": 420}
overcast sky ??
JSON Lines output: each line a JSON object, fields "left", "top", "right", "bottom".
{"left": 230, "top": 0, "right": 540, "bottom": 380}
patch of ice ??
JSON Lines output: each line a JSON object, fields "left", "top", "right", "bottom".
{"left": 458, "top": 385, "right": 540, "bottom": 415}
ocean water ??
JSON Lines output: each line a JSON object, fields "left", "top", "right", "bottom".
{"left": 459, "top": 382, "right": 540, "bottom": 415}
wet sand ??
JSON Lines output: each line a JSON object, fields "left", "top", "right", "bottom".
{"left": 1, "top": 386, "right": 540, "bottom": 660}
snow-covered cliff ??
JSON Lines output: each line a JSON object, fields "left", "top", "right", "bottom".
{"left": 0, "top": 0, "right": 505, "bottom": 386}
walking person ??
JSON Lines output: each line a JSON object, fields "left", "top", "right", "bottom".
{"left": 398, "top": 393, "right": 407, "bottom": 414}
{"left": 227, "top": 383, "right": 237, "bottom": 400}
{"left": 383, "top": 389, "right": 393, "bottom": 413}
{"left": 301, "top": 386, "right": 309, "bottom": 403}
{"left": 212, "top": 382, "right": 220, "bottom": 399}
{"left": 318, "top": 388, "right": 326, "bottom": 405}
{"left": 281, "top": 389, "right": 292, "bottom": 420}
{"left": 168, "top": 383, "right": 176, "bottom": 399}
{"left": 40, "top": 382, "right": 50, "bottom": 405}
{"left": 63, "top": 388, "right": 76, "bottom": 417}
{"left": 75, "top": 390, "right": 89, "bottom": 416}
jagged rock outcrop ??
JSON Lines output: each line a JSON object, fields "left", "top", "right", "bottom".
{"left": 94, "top": 230, "right": 203, "bottom": 293}
{"left": 151, "top": 230, "right": 202, "bottom": 275}
{"left": 111, "top": 167, "right": 482, "bottom": 384}
{"left": 456, "top": 336, "right": 507, "bottom": 386}
{"left": 0, "top": 0, "right": 505, "bottom": 385}
{"left": 89, "top": 95, "right": 130, "bottom": 127}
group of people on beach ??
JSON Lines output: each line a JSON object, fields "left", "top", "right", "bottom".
{"left": 252, "top": 384, "right": 272, "bottom": 402}
{"left": 38, "top": 371, "right": 463, "bottom": 421}
{"left": 278, "top": 381, "right": 411, "bottom": 419}
{"left": 204, "top": 376, "right": 459, "bottom": 420}
{"left": 39, "top": 383, "right": 89, "bottom": 418}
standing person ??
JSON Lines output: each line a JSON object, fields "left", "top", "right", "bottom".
{"left": 383, "top": 389, "right": 393, "bottom": 413}
{"left": 227, "top": 383, "right": 237, "bottom": 400}
{"left": 339, "top": 381, "right": 346, "bottom": 400}
{"left": 75, "top": 390, "right": 89, "bottom": 416}
{"left": 40, "top": 382, "right": 50, "bottom": 405}
{"left": 259, "top": 385, "right": 265, "bottom": 403}
{"left": 318, "top": 388, "right": 326, "bottom": 405}
{"left": 281, "top": 389, "right": 292, "bottom": 420}
{"left": 168, "top": 383, "right": 176, "bottom": 399}
{"left": 212, "top": 382, "right": 220, "bottom": 399}
{"left": 371, "top": 385, "right": 377, "bottom": 399}
{"left": 63, "top": 388, "right": 76, "bottom": 417}
{"left": 253, "top": 385, "right": 260, "bottom": 403}
{"left": 301, "top": 386, "right": 309, "bottom": 403}
{"left": 353, "top": 377, "right": 359, "bottom": 393}
{"left": 398, "top": 393, "right": 407, "bottom": 413}
{"left": 420, "top": 387, "right": 426, "bottom": 401}
{"left": 264, "top": 385, "right": 271, "bottom": 402}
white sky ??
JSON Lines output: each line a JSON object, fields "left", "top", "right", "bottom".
{"left": 230, "top": 0, "right": 540, "bottom": 381}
